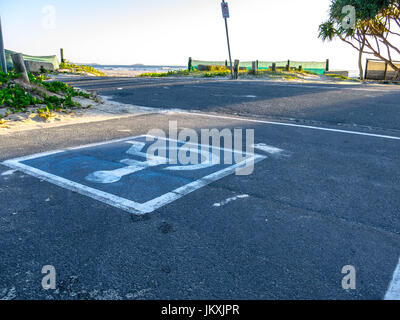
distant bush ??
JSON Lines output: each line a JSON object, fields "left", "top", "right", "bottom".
{"left": 138, "top": 70, "right": 190, "bottom": 77}
{"left": 209, "top": 65, "right": 229, "bottom": 72}
{"left": 203, "top": 71, "right": 230, "bottom": 77}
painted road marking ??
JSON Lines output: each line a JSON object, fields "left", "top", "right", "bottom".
{"left": 2, "top": 135, "right": 267, "bottom": 215}
{"left": 253, "top": 143, "right": 284, "bottom": 155}
{"left": 1, "top": 169, "right": 17, "bottom": 176}
{"left": 385, "top": 257, "right": 400, "bottom": 300}
{"left": 213, "top": 194, "right": 249, "bottom": 207}
{"left": 175, "top": 111, "right": 400, "bottom": 141}
{"left": 85, "top": 139, "right": 220, "bottom": 184}
{"left": 188, "top": 81, "right": 399, "bottom": 92}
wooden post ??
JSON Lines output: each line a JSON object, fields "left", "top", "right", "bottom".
{"left": 364, "top": 59, "right": 369, "bottom": 80}
{"left": 272, "top": 63, "right": 276, "bottom": 72}
{"left": 384, "top": 62, "right": 388, "bottom": 81}
{"left": 11, "top": 53, "right": 29, "bottom": 83}
{"left": 286, "top": 60, "right": 290, "bottom": 71}
{"left": 252, "top": 61, "right": 258, "bottom": 75}
{"left": 60, "top": 48, "right": 65, "bottom": 63}
{"left": 0, "top": 17, "right": 7, "bottom": 74}
{"left": 233, "top": 59, "right": 239, "bottom": 79}
{"left": 188, "top": 57, "right": 192, "bottom": 72}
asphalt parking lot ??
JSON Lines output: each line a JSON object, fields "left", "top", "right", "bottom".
{"left": 0, "top": 78, "right": 399, "bottom": 300}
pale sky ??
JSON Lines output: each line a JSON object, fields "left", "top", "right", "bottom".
{"left": 0, "top": 0, "right": 367, "bottom": 70}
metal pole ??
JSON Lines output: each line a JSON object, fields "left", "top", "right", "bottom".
{"left": 222, "top": 1, "right": 233, "bottom": 79}
{"left": 0, "top": 17, "right": 7, "bottom": 74}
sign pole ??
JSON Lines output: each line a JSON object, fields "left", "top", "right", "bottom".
{"left": 221, "top": 1, "right": 233, "bottom": 79}
{"left": 0, "top": 17, "right": 7, "bottom": 74}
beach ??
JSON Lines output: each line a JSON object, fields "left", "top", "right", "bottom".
{"left": 93, "top": 65, "right": 185, "bottom": 77}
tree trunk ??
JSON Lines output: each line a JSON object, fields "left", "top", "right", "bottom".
{"left": 11, "top": 53, "right": 30, "bottom": 83}
{"left": 358, "top": 37, "right": 365, "bottom": 80}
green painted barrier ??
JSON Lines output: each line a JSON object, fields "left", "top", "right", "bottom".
{"left": 5, "top": 49, "right": 59, "bottom": 71}
{"left": 191, "top": 59, "right": 328, "bottom": 74}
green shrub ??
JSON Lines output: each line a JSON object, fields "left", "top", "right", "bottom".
{"left": 138, "top": 69, "right": 190, "bottom": 77}
{"left": 0, "top": 72, "right": 88, "bottom": 113}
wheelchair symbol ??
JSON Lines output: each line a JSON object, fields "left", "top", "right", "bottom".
{"left": 85, "top": 140, "right": 220, "bottom": 184}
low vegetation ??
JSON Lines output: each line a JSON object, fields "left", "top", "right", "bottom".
{"left": 324, "top": 73, "right": 360, "bottom": 81}
{"left": 137, "top": 65, "right": 325, "bottom": 80}
{"left": 138, "top": 69, "right": 191, "bottom": 77}
{"left": 138, "top": 66, "right": 239, "bottom": 78}
{"left": 59, "top": 61, "right": 106, "bottom": 77}
{"left": 0, "top": 71, "right": 95, "bottom": 123}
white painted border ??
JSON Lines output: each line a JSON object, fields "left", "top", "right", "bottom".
{"left": 385, "top": 257, "right": 400, "bottom": 300}
{"left": 2, "top": 135, "right": 266, "bottom": 215}
{"left": 190, "top": 81, "right": 400, "bottom": 92}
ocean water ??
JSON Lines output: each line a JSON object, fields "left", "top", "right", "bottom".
{"left": 90, "top": 65, "right": 186, "bottom": 72}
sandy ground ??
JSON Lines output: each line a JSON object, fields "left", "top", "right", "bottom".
{"left": 0, "top": 95, "right": 161, "bottom": 135}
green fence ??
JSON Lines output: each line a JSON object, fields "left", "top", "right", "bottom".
{"left": 5, "top": 49, "right": 59, "bottom": 71}
{"left": 191, "top": 59, "right": 328, "bottom": 74}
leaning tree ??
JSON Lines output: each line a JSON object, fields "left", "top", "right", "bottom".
{"left": 319, "top": 0, "right": 400, "bottom": 80}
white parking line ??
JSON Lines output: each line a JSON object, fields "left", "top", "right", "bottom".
{"left": 175, "top": 111, "right": 400, "bottom": 141}
{"left": 213, "top": 194, "right": 249, "bottom": 207}
{"left": 190, "top": 81, "right": 399, "bottom": 92}
{"left": 385, "top": 257, "right": 400, "bottom": 300}
{"left": 1, "top": 169, "right": 17, "bottom": 176}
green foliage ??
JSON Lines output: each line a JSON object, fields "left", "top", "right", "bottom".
{"left": 138, "top": 68, "right": 231, "bottom": 78}
{"left": 36, "top": 106, "right": 55, "bottom": 120}
{"left": 0, "top": 71, "right": 20, "bottom": 86}
{"left": 0, "top": 71, "right": 89, "bottom": 114}
{"left": 319, "top": 0, "right": 400, "bottom": 79}
{"left": 325, "top": 73, "right": 358, "bottom": 81}
{"left": 203, "top": 70, "right": 230, "bottom": 77}
{"left": 0, "top": 83, "right": 39, "bottom": 112}
{"left": 28, "top": 73, "right": 90, "bottom": 98}
{"left": 59, "top": 61, "right": 106, "bottom": 77}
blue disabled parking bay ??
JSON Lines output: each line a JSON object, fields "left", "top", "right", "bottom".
{"left": 2, "top": 135, "right": 267, "bottom": 215}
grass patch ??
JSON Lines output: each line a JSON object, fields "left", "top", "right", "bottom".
{"left": 251, "top": 69, "right": 300, "bottom": 80}
{"left": 138, "top": 69, "right": 191, "bottom": 77}
{"left": 138, "top": 68, "right": 233, "bottom": 78}
{"left": 324, "top": 73, "right": 359, "bottom": 81}
{"left": 203, "top": 70, "right": 231, "bottom": 77}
